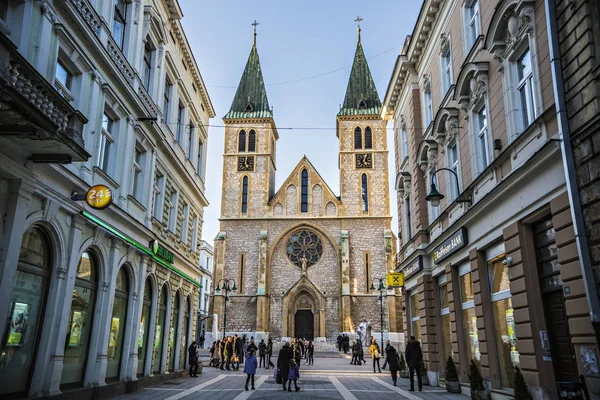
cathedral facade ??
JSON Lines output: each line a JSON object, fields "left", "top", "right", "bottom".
{"left": 210, "top": 30, "right": 401, "bottom": 344}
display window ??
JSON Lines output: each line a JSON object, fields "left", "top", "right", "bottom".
{"left": 153, "top": 286, "right": 167, "bottom": 374}
{"left": 0, "top": 228, "right": 52, "bottom": 396}
{"left": 106, "top": 268, "right": 129, "bottom": 380}
{"left": 409, "top": 291, "right": 421, "bottom": 341}
{"left": 137, "top": 279, "right": 152, "bottom": 376}
{"left": 168, "top": 294, "right": 180, "bottom": 371}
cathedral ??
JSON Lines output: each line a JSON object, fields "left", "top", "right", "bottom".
{"left": 210, "top": 27, "right": 401, "bottom": 344}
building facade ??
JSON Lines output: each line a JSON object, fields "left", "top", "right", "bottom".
{"left": 197, "top": 240, "right": 213, "bottom": 347}
{"left": 383, "top": 0, "right": 599, "bottom": 398}
{"left": 0, "top": 0, "right": 214, "bottom": 398}
{"left": 210, "top": 30, "right": 401, "bottom": 345}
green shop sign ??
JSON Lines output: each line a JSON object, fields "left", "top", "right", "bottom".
{"left": 150, "top": 240, "right": 174, "bottom": 263}
{"left": 80, "top": 211, "right": 201, "bottom": 288}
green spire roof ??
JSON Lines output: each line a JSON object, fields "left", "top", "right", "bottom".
{"left": 338, "top": 38, "right": 382, "bottom": 117}
{"left": 224, "top": 41, "right": 272, "bottom": 120}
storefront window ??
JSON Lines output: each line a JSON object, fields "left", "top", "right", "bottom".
{"left": 459, "top": 268, "right": 479, "bottom": 372}
{"left": 168, "top": 294, "right": 180, "bottom": 371}
{"left": 62, "top": 252, "right": 98, "bottom": 386}
{"left": 106, "top": 268, "right": 129, "bottom": 380}
{"left": 137, "top": 279, "right": 152, "bottom": 376}
{"left": 409, "top": 291, "right": 421, "bottom": 341}
{"left": 489, "top": 257, "right": 519, "bottom": 388}
{"left": 153, "top": 286, "right": 167, "bottom": 374}
{"left": 439, "top": 275, "right": 452, "bottom": 371}
{"left": 179, "top": 298, "right": 190, "bottom": 370}
{"left": 1, "top": 229, "right": 51, "bottom": 396}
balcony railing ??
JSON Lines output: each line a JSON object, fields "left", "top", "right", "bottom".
{"left": 0, "top": 32, "right": 89, "bottom": 162}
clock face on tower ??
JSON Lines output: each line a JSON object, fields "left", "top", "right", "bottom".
{"left": 238, "top": 156, "right": 255, "bottom": 171}
{"left": 355, "top": 153, "right": 373, "bottom": 168}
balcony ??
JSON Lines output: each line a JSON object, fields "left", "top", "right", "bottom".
{"left": 0, "top": 32, "right": 90, "bottom": 163}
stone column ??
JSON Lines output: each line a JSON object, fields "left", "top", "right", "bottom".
{"left": 89, "top": 239, "right": 122, "bottom": 386}
{"left": 38, "top": 213, "right": 86, "bottom": 396}
{"left": 340, "top": 230, "right": 352, "bottom": 333}
{"left": 212, "top": 232, "right": 226, "bottom": 339}
{"left": 0, "top": 180, "right": 32, "bottom": 344}
{"left": 256, "top": 230, "right": 269, "bottom": 339}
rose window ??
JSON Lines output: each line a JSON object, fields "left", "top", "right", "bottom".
{"left": 286, "top": 230, "right": 323, "bottom": 268}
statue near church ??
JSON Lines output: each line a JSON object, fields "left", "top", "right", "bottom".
{"left": 357, "top": 318, "right": 371, "bottom": 347}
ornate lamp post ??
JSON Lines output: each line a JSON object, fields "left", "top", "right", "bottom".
{"left": 370, "top": 277, "right": 388, "bottom": 349}
{"left": 425, "top": 168, "right": 472, "bottom": 207}
{"left": 214, "top": 279, "right": 237, "bottom": 340}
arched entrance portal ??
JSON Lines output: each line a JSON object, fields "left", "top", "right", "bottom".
{"left": 294, "top": 294, "right": 315, "bottom": 340}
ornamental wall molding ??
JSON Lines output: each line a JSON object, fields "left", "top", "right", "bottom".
{"left": 418, "top": 142, "right": 438, "bottom": 173}
{"left": 71, "top": 0, "right": 102, "bottom": 36}
{"left": 400, "top": 114, "right": 407, "bottom": 130}
{"left": 440, "top": 33, "right": 450, "bottom": 55}
{"left": 422, "top": 74, "right": 431, "bottom": 92}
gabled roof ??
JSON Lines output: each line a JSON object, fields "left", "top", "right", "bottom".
{"left": 270, "top": 156, "right": 339, "bottom": 204}
{"left": 338, "top": 35, "right": 382, "bottom": 117}
{"left": 224, "top": 40, "right": 272, "bottom": 120}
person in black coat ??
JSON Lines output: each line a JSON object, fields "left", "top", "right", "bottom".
{"left": 277, "top": 342, "right": 294, "bottom": 391}
{"left": 405, "top": 336, "right": 423, "bottom": 391}
{"left": 266, "top": 338, "right": 275, "bottom": 369}
{"left": 258, "top": 339, "right": 267, "bottom": 368}
{"left": 386, "top": 346, "right": 401, "bottom": 386}
{"left": 382, "top": 340, "right": 391, "bottom": 369}
{"left": 188, "top": 341, "right": 198, "bottom": 377}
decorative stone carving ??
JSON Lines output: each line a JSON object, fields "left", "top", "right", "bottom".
{"left": 71, "top": 0, "right": 102, "bottom": 35}
{"left": 106, "top": 41, "right": 135, "bottom": 83}
{"left": 419, "top": 146, "right": 438, "bottom": 173}
{"left": 440, "top": 33, "right": 450, "bottom": 54}
{"left": 400, "top": 114, "right": 407, "bottom": 130}
{"left": 504, "top": 6, "right": 535, "bottom": 49}
{"left": 422, "top": 74, "right": 431, "bottom": 92}
{"left": 444, "top": 116, "right": 459, "bottom": 145}
{"left": 465, "top": 73, "right": 488, "bottom": 110}
{"left": 138, "top": 84, "right": 159, "bottom": 117}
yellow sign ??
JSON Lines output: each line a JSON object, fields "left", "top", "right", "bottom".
{"left": 86, "top": 185, "right": 113, "bottom": 210}
{"left": 386, "top": 272, "right": 404, "bottom": 288}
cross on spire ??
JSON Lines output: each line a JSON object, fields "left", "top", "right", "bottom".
{"left": 355, "top": 16, "right": 363, "bottom": 42}
{"left": 252, "top": 20, "right": 259, "bottom": 44}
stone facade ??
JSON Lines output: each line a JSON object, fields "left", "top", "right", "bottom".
{"left": 211, "top": 35, "right": 400, "bottom": 345}
{"left": 0, "top": 1, "right": 213, "bottom": 398}
{"left": 383, "top": 0, "right": 600, "bottom": 398}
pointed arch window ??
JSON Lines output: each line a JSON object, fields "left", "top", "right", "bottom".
{"left": 354, "top": 127, "right": 362, "bottom": 149}
{"left": 241, "top": 176, "right": 248, "bottom": 214}
{"left": 248, "top": 130, "right": 256, "bottom": 152}
{"left": 361, "top": 174, "right": 369, "bottom": 212}
{"left": 238, "top": 130, "right": 246, "bottom": 153}
{"left": 364, "top": 127, "right": 373, "bottom": 149}
{"left": 301, "top": 169, "right": 308, "bottom": 213}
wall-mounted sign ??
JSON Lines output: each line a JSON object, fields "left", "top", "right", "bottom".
{"left": 386, "top": 272, "right": 404, "bottom": 288}
{"left": 85, "top": 185, "right": 113, "bottom": 210}
{"left": 401, "top": 256, "right": 423, "bottom": 280}
{"left": 150, "top": 240, "right": 174, "bottom": 264}
{"left": 433, "top": 228, "right": 468, "bottom": 264}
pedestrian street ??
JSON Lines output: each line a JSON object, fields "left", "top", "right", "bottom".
{"left": 112, "top": 355, "right": 468, "bottom": 400}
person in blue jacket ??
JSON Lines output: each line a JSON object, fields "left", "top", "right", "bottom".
{"left": 243, "top": 349, "right": 258, "bottom": 391}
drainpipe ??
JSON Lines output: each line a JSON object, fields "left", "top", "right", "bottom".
{"left": 545, "top": 0, "right": 600, "bottom": 337}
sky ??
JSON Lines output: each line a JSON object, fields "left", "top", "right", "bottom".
{"left": 179, "top": 0, "right": 423, "bottom": 244}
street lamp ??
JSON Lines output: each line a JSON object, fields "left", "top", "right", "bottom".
{"left": 214, "top": 278, "right": 237, "bottom": 340}
{"left": 425, "top": 168, "right": 472, "bottom": 207}
{"left": 370, "top": 277, "right": 388, "bottom": 349}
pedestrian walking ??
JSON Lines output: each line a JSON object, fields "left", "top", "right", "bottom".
{"left": 219, "top": 339, "right": 226, "bottom": 370}
{"left": 337, "top": 334, "right": 342, "bottom": 351}
{"left": 266, "top": 338, "right": 275, "bottom": 369}
{"left": 243, "top": 349, "right": 258, "bottom": 391}
{"left": 292, "top": 339, "right": 302, "bottom": 373}
{"left": 358, "top": 341, "right": 366, "bottom": 364}
{"left": 209, "top": 341, "right": 216, "bottom": 367}
{"left": 225, "top": 336, "right": 233, "bottom": 371}
{"left": 287, "top": 359, "right": 301, "bottom": 392}
{"left": 386, "top": 346, "right": 401, "bottom": 386}
{"left": 188, "top": 341, "right": 199, "bottom": 377}
{"left": 405, "top": 336, "right": 423, "bottom": 392}
{"left": 247, "top": 338, "right": 258, "bottom": 353}
{"left": 343, "top": 334, "right": 349, "bottom": 354}
{"left": 258, "top": 339, "right": 266, "bottom": 368}
{"left": 235, "top": 334, "right": 243, "bottom": 367}
{"left": 277, "top": 342, "right": 294, "bottom": 391}
{"left": 370, "top": 339, "right": 382, "bottom": 373}
{"left": 307, "top": 340, "right": 314, "bottom": 365}
{"left": 382, "top": 339, "right": 391, "bottom": 370}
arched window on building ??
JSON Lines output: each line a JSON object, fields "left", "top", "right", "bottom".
{"left": 0, "top": 228, "right": 52, "bottom": 396}
{"left": 137, "top": 278, "right": 153, "bottom": 376}
{"left": 168, "top": 293, "right": 180, "bottom": 371}
{"left": 238, "top": 130, "right": 246, "bottom": 153}
{"left": 153, "top": 286, "right": 168, "bottom": 374}
{"left": 354, "top": 127, "right": 362, "bottom": 149}
{"left": 301, "top": 169, "right": 308, "bottom": 213}
{"left": 364, "top": 127, "right": 373, "bottom": 149}
{"left": 241, "top": 176, "right": 249, "bottom": 214}
{"left": 106, "top": 267, "right": 130, "bottom": 380}
{"left": 62, "top": 251, "right": 99, "bottom": 386}
{"left": 361, "top": 174, "right": 369, "bottom": 212}
{"left": 248, "top": 130, "right": 256, "bottom": 152}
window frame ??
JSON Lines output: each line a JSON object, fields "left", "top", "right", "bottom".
{"left": 447, "top": 139, "right": 461, "bottom": 202}
{"left": 364, "top": 127, "right": 373, "bottom": 150}
{"left": 142, "top": 39, "right": 154, "bottom": 90}
{"left": 403, "top": 194, "right": 412, "bottom": 242}
{"left": 241, "top": 176, "right": 249, "bottom": 214}
{"left": 361, "top": 173, "right": 369, "bottom": 212}
{"left": 176, "top": 102, "right": 185, "bottom": 144}
{"left": 168, "top": 190, "right": 179, "bottom": 233}
{"left": 424, "top": 87, "right": 433, "bottom": 127}
{"left": 153, "top": 172, "right": 166, "bottom": 221}
{"left": 98, "top": 111, "right": 116, "bottom": 173}
{"left": 180, "top": 203, "right": 190, "bottom": 244}
{"left": 476, "top": 104, "right": 490, "bottom": 173}
{"left": 301, "top": 169, "right": 309, "bottom": 213}
{"left": 440, "top": 42, "right": 453, "bottom": 96}
{"left": 427, "top": 170, "right": 441, "bottom": 223}
{"left": 463, "top": 0, "right": 481, "bottom": 52}
{"left": 132, "top": 144, "right": 145, "bottom": 201}
{"left": 516, "top": 49, "right": 536, "bottom": 129}
{"left": 238, "top": 130, "right": 246, "bottom": 153}
{"left": 112, "top": 0, "right": 127, "bottom": 50}
{"left": 354, "top": 127, "right": 363, "bottom": 150}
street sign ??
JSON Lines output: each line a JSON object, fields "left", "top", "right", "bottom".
{"left": 387, "top": 272, "right": 404, "bottom": 288}
{"left": 85, "top": 185, "right": 113, "bottom": 210}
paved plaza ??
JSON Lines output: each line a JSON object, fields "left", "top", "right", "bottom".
{"left": 112, "top": 354, "right": 468, "bottom": 400}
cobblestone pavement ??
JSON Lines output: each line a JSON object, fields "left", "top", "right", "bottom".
{"left": 113, "top": 354, "right": 468, "bottom": 400}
